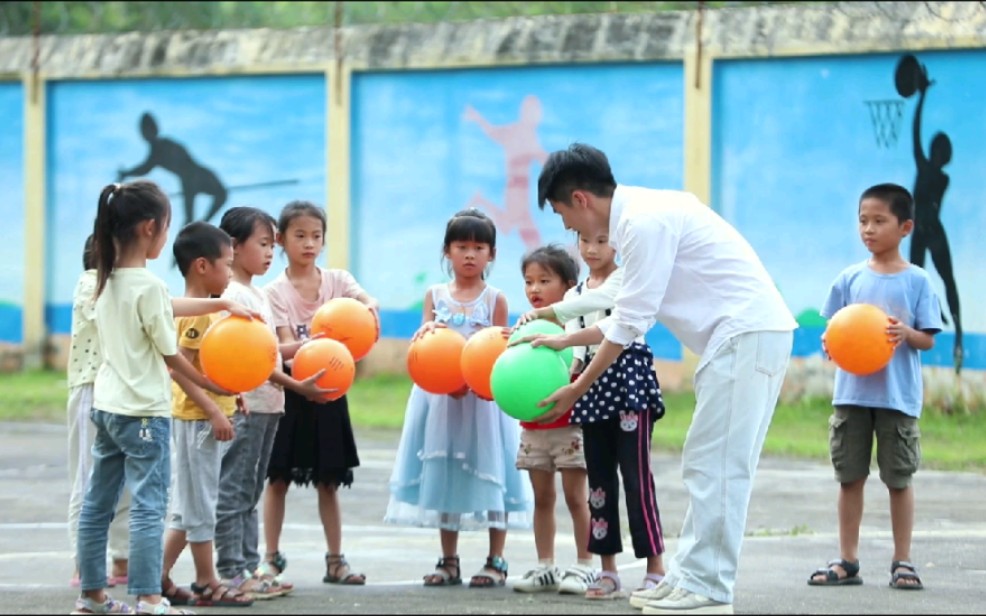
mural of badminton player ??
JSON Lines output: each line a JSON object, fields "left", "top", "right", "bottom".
{"left": 898, "top": 54, "right": 963, "bottom": 373}
{"left": 463, "top": 95, "right": 548, "bottom": 251}
{"left": 117, "top": 111, "right": 229, "bottom": 229}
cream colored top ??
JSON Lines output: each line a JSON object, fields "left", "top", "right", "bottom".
{"left": 67, "top": 270, "right": 100, "bottom": 388}
{"left": 93, "top": 268, "right": 178, "bottom": 417}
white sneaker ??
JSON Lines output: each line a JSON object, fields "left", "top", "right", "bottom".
{"left": 557, "top": 563, "right": 597, "bottom": 594}
{"left": 630, "top": 579, "right": 674, "bottom": 609}
{"left": 641, "top": 587, "right": 733, "bottom": 615}
{"left": 511, "top": 564, "right": 560, "bottom": 593}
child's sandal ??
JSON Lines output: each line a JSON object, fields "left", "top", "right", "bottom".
{"left": 161, "top": 577, "right": 195, "bottom": 606}
{"left": 189, "top": 581, "right": 254, "bottom": 607}
{"left": 638, "top": 573, "right": 665, "bottom": 591}
{"left": 423, "top": 555, "right": 462, "bottom": 587}
{"left": 323, "top": 553, "right": 366, "bottom": 585}
{"left": 586, "top": 570, "right": 626, "bottom": 600}
{"left": 468, "top": 555, "right": 508, "bottom": 588}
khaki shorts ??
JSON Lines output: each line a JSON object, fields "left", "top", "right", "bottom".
{"left": 516, "top": 425, "right": 586, "bottom": 472}
{"left": 829, "top": 405, "right": 921, "bottom": 489}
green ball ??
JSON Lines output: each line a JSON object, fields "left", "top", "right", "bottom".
{"left": 509, "top": 319, "right": 574, "bottom": 368}
{"left": 490, "top": 343, "right": 570, "bottom": 421}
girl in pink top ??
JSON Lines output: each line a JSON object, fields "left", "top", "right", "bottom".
{"left": 261, "top": 201, "right": 380, "bottom": 587}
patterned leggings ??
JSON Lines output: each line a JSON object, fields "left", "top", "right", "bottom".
{"left": 581, "top": 407, "right": 665, "bottom": 559}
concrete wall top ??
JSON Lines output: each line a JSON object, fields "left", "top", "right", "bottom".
{"left": 1, "top": 1, "right": 985, "bottom": 78}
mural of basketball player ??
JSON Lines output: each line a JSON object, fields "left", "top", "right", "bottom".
{"left": 117, "top": 112, "right": 228, "bottom": 230}
{"left": 463, "top": 95, "right": 548, "bottom": 251}
{"left": 897, "top": 54, "right": 963, "bottom": 373}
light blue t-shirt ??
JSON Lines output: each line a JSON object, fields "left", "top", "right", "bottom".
{"left": 821, "top": 262, "right": 943, "bottom": 418}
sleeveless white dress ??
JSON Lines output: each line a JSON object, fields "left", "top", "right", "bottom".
{"left": 384, "top": 284, "right": 532, "bottom": 531}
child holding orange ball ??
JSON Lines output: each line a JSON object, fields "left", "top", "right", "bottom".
{"left": 808, "top": 183, "right": 942, "bottom": 590}
{"left": 213, "top": 206, "right": 335, "bottom": 599}
{"left": 385, "top": 208, "right": 532, "bottom": 588}
{"left": 261, "top": 200, "right": 379, "bottom": 587}
{"left": 160, "top": 221, "right": 255, "bottom": 608}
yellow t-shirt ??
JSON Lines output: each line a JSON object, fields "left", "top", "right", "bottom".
{"left": 171, "top": 314, "right": 236, "bottom": 421}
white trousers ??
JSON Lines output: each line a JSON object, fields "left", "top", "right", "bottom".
{"left": 664, "top": 330, "right": 792, "bottom": 604}
{"left": 67, "top": 384, "right": 131, "bottom": 562}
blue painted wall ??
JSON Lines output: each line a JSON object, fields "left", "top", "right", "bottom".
{"left": 0, "top": 82, "right": 24, "bottom": 343}
{"left": 45, "top": 74, "right": 327, "bottom": 335}
{"left": 351, "top": 62, "right": 685, "bottom": 359}
{"left": 713, "top": 51, "right": 985, "bottom": 370}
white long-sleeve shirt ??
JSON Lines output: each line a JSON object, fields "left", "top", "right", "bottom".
{"left": 595, "top": 185, "right": 797, "bottom": 371}
{"left": 555, "top": 268, "right": 645, "bottom": 362}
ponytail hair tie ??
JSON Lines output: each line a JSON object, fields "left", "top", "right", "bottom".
{"left": 107, "top": 182, "right": 121, "bottom": 204}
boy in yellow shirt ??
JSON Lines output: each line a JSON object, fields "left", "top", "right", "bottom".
{"left": 159, "top": 221, "right": 254, "bottom": 607}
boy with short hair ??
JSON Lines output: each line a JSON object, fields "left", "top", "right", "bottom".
{"left": 807, "top": 183, "right": 942, "bottom": 591}
{"left": 160, "top": 221, "right": 253, "bottom": 607}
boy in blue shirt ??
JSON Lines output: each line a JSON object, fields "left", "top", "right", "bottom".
{"left": 808, "top": 183, "right": 942, "bottom": 591}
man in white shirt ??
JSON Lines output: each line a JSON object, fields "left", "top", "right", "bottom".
{"left": 524, "top": 143, "right": 797, "bottom": 614}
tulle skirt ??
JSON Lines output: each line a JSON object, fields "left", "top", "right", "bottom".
{"left": 385, "top": 385, "right": 533, "bottom": 531}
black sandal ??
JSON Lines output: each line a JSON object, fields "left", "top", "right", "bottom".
{"left": 807, "top": 558, "right": 862, "bottom": 586}
{"left": 324, "top": 553, "right": 366, "bottom": 585}
{"left": 423, "top": 555, "right": 461, "bottom": 587}
{"left": 890, "top": 560, "right": 924, "bottom": 590}
{"left": 469, "top": 555, "right": 508, "bottom": 588}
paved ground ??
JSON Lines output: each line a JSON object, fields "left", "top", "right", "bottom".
{"left": 2, "top": 420, "right": 985, "bottom": 614}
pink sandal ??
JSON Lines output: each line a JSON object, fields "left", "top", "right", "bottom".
{"left": 585, "top": 570, "right": 626, "bottom": 600}
{"left": 638, "top": 573, "right": 665, "bottom": 591}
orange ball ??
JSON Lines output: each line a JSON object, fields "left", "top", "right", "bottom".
{"left": 460, "top": 326, "right": 508, "bottom": 401}
{"left": 311, "top": 297, "right": 379, "bottom": 361}
{"left": 407, "top": 327, "right": 467, "bottom": 395}
{"left": 823, "top": 303, "right": 895, "bottom": 376}
{"left": 200, "top": 316, "right": 278, "bottom": 394}
{"left": 292, "top": 338, "right": 356, "bottom": 401}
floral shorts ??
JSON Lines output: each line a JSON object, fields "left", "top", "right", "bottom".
{"left": 516, "top": 424, "right": 586, "bottom": 472}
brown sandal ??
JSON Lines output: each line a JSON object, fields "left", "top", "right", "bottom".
{"left": 161, "top": 577, "right": 195, "bottom": 606}
{"left": 324, "top": 553, "right": 366, "bottom": 585}
{"left": 189, "top": 581, "right": 254, "bottom": 607}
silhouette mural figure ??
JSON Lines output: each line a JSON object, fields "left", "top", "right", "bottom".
{"left": 117, "top": 112, "right": 228, "bottom": 230}
{"left": 463, "top": 95, "right": 548, "bottom": 251}
{"left": 897, "top": 54, "right": 963, "bottom": 373}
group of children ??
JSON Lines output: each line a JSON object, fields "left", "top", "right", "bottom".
{"left": 384, "top": 206, "right": 668, "bottom": 598}
{"left": 67, "top": 173, "right": 938, "bottom": 615}
{"left": 67, "top": 183, "right": 377, "bottom": 615}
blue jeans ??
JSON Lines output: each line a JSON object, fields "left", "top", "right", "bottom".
{"left": 77, "top": 410, "right": 170, "bottom": 597}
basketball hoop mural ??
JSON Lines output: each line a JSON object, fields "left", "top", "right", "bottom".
{"left": 895, "top": 53, "right": 964, "bottom": 374}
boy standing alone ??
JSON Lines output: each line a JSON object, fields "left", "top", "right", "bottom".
{"left": 808, "top": 183, "right": 941, "bottom": 591}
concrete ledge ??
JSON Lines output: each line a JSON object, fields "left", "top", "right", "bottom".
{"left": 1, "top": 2, "right": 984, "bottom": 78}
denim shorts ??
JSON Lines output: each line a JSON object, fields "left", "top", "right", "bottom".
{"left": 829, "top": 405, "right": 921, "bottom": 489}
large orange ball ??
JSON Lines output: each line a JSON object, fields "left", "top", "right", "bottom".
{"left": 200, "top": 316, "right": 278, "bottom": 394}
{"left": 311, "top": 297, "right": 379, "bottom": 361}
{"left": 292, "top": 338, "right": 356, "bottom": 401}
{"left": 460, "top": 326, "right": 508, "bottom": 401}
{"left": 823, "top": 303, "right": 895, "bottom": 376}
{"left": 407, "top": 327, "right": 467, "bottom": 395}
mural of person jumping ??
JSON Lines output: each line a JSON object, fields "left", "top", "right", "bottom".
{"left": 117, "top": 112, "right": 228, "bottom": 230}
{"left": 463, "top": 95, "right": 548, "bottom": 251}
{"left": 896, "top": 54, "right": 963, "bottom": 373}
